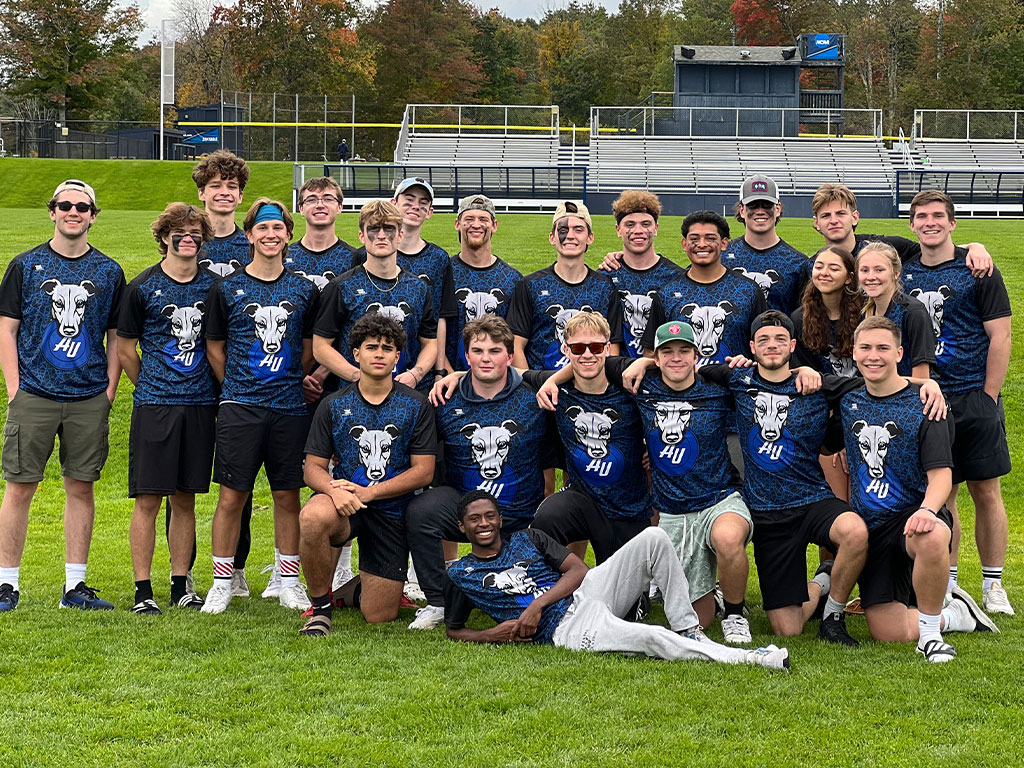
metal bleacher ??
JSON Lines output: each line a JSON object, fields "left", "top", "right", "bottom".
{"left": 398, "top": 134, "right": 561, "bottom": 166}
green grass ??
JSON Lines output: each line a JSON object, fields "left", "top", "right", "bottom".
{"left": 1, "top": 204, "right": 1023, "bottom": 767}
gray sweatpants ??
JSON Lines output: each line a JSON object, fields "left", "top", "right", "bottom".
{"left": 552, "top": 527, "right": 754, "bottom": 664}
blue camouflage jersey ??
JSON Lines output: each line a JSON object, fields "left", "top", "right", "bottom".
{"left": 605, "top": 256, "right": 686, "bottom": 358}
{"left": 284, "top": 238, "right": 357, "bottom": 292}
{"left": 700, "top": 365, "right": 841, "bottom": 515}
{"left": 444, "top": 529, "right": 572, "bottom": 644}
{"left": 722, "top": 237, "right": 811, "bottom": 315}
{"left": 396, "top": 241, "right": 455, "bottom": 323}
{"left": 902, "top": 248, "right": 1012, "bottom": 394}
{"left": 522, "top": 369, "right": 651, "bottom": 522}
{"left": 304, "top": 382, "right": 437, "bottom": 519}
{"left": 874, "top": 291, "right": 935, "bottom": 377}
{"left": 506, "top": 265, "right": 625, "bottom": 370}
{"left": 197, "top": 225, "right": 251, "bottom": 277}
{"left": 435, "top": 370, "right": 550, "bottom": 522}
{"left": 314, "top": 265, "right": 436, "bottom": 381}
{"left": 205, "top": 267, "right": 318, "bottom": 415}
{"left": 791, "top": 307, "right": 859, "bottom": 379}
{"left": 0, "top": 242, "right": 125, "bottom": 401}
{"left": 830, "top": 383, "right": 954, "bottom": 529}
{"left": 606, "top": 359, "right": 739, "bottom": 515}
{"left": 641, "top": 268, "right": 768, "bottom": 365}
{"left": 444, "top": 254, "right": 522, "bottom": 371}
{"left": 117, "top": 263, "right": 218, "bottom": 406}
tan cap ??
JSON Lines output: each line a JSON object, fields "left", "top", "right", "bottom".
{"left": 552, "top": 200, "right": 592, "bottom": 230}
{"left": 457, "top": 194, "right": 496, "bottom": 218}
{"left": 51, "top": 179, "right": 97, "bottom": 207}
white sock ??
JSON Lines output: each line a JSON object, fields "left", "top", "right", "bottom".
{"left": 274, "top": 547, "right": 281, "bottom": 573}
{"left": 212, "top": 555, "right": 234, "bottom": 584}
{"left": 279, "top": 553, "right": 300, "bottom": 587}
{"left": 0, "top": 566, "right": 19, "bottom": 591}
{"left": 823, "top": 595, "right": 846, "bottom": 619}
{"left": 947, "top": 566, "right": 958, "bottom": 592}
{"left": 65, "top": 563, "right": 86, "bottom": 594}
{"left": 918, "top": 612, "right": 942, "bottom": 645}
{"left": 407, "top": 560, "right": 418, "bottom": 583}
{"left": 341, "top": 542, "right": 354, "bottom": 570}
{"left": 982, "top": 566, "right": 1003, "bottom": 592}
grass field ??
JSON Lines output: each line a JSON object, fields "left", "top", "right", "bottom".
{"left": 0, "top": 159, "right": 1022, "bottom": 766}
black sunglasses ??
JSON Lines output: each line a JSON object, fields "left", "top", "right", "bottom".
{"left": 55, "top": 201, "right": 93, "bottom": 213}
{"left": 566, "top": 342, "right": 607, "bottom": 355}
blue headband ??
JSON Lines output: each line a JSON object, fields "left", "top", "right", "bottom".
{"left": 253, "top": 204, "right": 284, "bottom": 225}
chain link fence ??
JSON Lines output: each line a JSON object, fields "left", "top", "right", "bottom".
{"left": 915, "top": 110, "right": 1024, "bottom": 141}
{"left": 590, "top": 106, "right": 882, "bottom": 139}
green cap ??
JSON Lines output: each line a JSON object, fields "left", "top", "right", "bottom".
{"left": 653, "top": 321, "right": 697, "bottom": 350}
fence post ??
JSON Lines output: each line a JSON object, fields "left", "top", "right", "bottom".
{"left": 966, "top": 111, "right": 971, "bottom": 141}
{"left": 324, "top": 95, "right": 328, "bottom": 161}
{"left": 294, "top": 93, "right": 299, "bottom": 161}
{"left": 272, "top": 93, "right": 277, "bottom": 162}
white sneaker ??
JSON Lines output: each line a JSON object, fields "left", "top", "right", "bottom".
{"left": 200, "top": 583, "right": 232, "bottom": 614}
{"left": 983, "top": 582, "right": 1015, "bottom": 615}
{"left": 403, "top": 580, "right": 426, "bottom": 603}
{"left": 279, "top": 582, "right": 311, "bottom": 611}
{"left": 332, "top": 560, "right": 355, "bottom": 592}
{"left": 408, "top": 604, "right": 445, "bottom": 630}
{"left": 260, "top": 564, "right": 281, "bottom": 599}
{"left": 231, "top": 569, "right": 250, "bottom": 598}
{"left": 746, "top": 644, "right": 790, "bottom": 670}
{"left": 947, "top": 585, "right": 999, "bottom": 633}
{"left": 721, "top": 614, "right": 752, "bottom": 644}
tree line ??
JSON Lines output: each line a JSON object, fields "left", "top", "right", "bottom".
{"left": 1, "top": 0, "right": 1022, "bottom": 133}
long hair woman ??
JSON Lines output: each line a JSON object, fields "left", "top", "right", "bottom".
{"left": 792, "top": 245, "right": 860, "bottom": 378}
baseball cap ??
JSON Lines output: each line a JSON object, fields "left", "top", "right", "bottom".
{"left": 740, "top": 174, "right": 779, "bottom": 205}
{"left": 654, "top": 321, "right": 697, "bottom": 350}
{"left": 457, "top": 194, "right": 496, "bottom": 218}
{"left": 552, "top": 200, "right": 592, "bottom": 230}
{"left": 51, "top": 179, "right": 97, "bottom": 207}
{"left": 749, "top": 311, "right": 795, "bottom": 339}
{"left": 394, "top": 177, "right": 434, "bottom": 201}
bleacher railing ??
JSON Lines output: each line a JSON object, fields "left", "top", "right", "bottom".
{"left": 915, "top": 110, "right": 1024, "bottom": 141}
{"left": 896, "top": 169, "right": 1024, "bottom": 217}
{"left": 406, "top": 104, "right": 560, "bottom": 137}
{"left": 293, "top": 162, "right": 586, "bottom": 212}
{"left": 590, "top": 106, "right": 883, "bottom": 139}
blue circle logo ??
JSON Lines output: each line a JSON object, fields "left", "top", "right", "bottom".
{"left": 855, "top": 463, "right": 908, "bottom": 514}
{"left": 163, "top": 339, "right": 205, "bottom": 374}
{"left": 462, "top": 466, "right": 519, "bottom": 503}
{"left": 248, "top": 339, "right": 291, "bottom": 382}
{"left": 42, "top": 322, "right": 90, "bottom": 370}
{"left": 570, "top": 444, "right": 625, "bottom": 487}
{"left": 647, "top": 429, "right": 699, "bottom": 475}
{"left": 544, "top": 341, "right": 569, "bottom": 369}
{"left": 352, "top": 465, "right": 396, "bottom": 487}
{"left": 934, "top": 330, "right": 956, "bottom": 366}
{"left": 746, "top": 427, "right": 796, "bottom": 471}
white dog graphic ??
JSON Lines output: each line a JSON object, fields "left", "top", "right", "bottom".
{"left": 40, "top": 279, "right": 97, "bottom": 338}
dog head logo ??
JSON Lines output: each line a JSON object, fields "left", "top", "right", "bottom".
{"left": 748, "top": 389, "right": 793, "bottom": 442}
{"left": 565, "top": 405, "right": 620, "bottom": 459}
{"left": 455, "top": 287, "right": 506, "bottom": 322}
{"left": 654, "top": 401, "right": 694, "bottom": 445}
{"left": 482, "top": 560, "right": 545, "bottom": 597}
{"left": 350, "top": 424, "right": 401, "bottom": 482}
{"left": 681, "top": 301, "right": 733, "bottom": 358}
{"left": 546, "top": 304, "right": 594, "bottom": 347}
{"left": 620, "top": 290, "right": 658, "bottom": 339}
{"left": 853, "top": 420, "right": 901, "bottom": 479}
{"left": 40, "top": 279, "right": 97, "bottom": 338}
{"left": 461, "top": 420, "right": 520, "bottom": 480}
{"left": 199, "top": 259, "right": 242, "bottom": 278}
{"left": 161, "top": 302, "right": 205, "bottom": 352}
{"left": 909, "top": 286, "right": 953, "bottom": 338}
{"left": 732, "top": 267, "right": 780, "bottom": 300}
{"left": 294, "top": 270, "right": 336, "bottom": 291}
{"left": 244, "top": 301, "right": 295, "bottom": 354}
{"left": 365, "top": 301, "right": 412, "bottom": 324}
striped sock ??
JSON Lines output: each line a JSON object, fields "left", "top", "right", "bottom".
{"left": 947, "top": 565, "right": 958, "bottom": 592}
{"left": 212, "top": 555, "right": 234, "bottom": 585}
{"left": 280, "top": 553, "right": 300, "bottom": 587}
{"left": 982, "top": 566, "right": 1003, "bottom": 592}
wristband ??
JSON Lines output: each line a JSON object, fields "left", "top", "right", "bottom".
{"left": 919, "top": 505, "right": 938, "bottom": 516}
{"left": 433, "top": 368, "right": 450, "bottom": 377}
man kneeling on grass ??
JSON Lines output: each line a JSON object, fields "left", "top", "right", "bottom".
{"left": 443, "top": 490, "right": 791, "bottom": 670}
{"left": 298, "top": 314, "right": 437, "bottom": 635}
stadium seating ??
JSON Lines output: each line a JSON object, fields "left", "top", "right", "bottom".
{"left": 398, "top": 134, "right": 561, "bottom": 166}
{"left": 916, "top": 139, "right": 1024, "bottom": 170}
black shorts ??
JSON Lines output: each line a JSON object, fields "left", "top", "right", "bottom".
{"left": 344, "top": 506, "right": 409, "bottom": 582}
{"left": 947, "top": 389, "right": 1011, "bottom": 483}
{"left": 213, "top": 403, "right": 310, "bottom": 492}
{"left": 532, "top": 487, "right": 650, "bottom": 565}
{"left": 859, "top": 505, "right": 954, "bottom": 609}
{"left": 129, "top": 404, "right": 216, "bottom": 497}
{"left": 752, "top": 497, "right": 853, "bottom": 611}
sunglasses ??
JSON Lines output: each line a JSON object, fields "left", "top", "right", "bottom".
{"left": 366, "top": 225, "right": 398, "bottom": 239}
{"left": 566, "top": 342, "right": 607, "bottom": 355}
{"left": 55, "top": 201, "right": 93, "bottom": 213}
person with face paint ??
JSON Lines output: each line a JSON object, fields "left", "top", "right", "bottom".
{"left": 117, "top": 203, "right": 218, "bottom": 614}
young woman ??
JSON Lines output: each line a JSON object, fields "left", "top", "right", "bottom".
{"left": 855, "top": 241, "right": 934, "bottom": 379}
{"left": 792, "top": 245, "right": 861, "bottom": 378}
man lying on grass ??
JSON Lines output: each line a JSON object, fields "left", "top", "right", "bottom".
{"left": 442, "top": 490, "right": 791, "bottom": 670}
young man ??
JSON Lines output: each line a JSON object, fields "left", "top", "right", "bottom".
{"left": 811, "top": 183, "right": 992, "bottom": 274}
{"left": 444, "top": 491, "right": 790, "bottom": 670}
{"left": 313, "top": 201, "right": 437, "bottom": 392}
{"left": 641, "top": 211, "right": 767, "bottom": 363}
{"left": 442, "top": 194, "right": 522, "bottom": 373}
{"left": 826, "top": 317, "right": 998, "bottom": 662}
{"left": 193, "top": 150, "right": 251, "bottom": 277}
{"left": 286, "top": 176, "right": 357, "bottom": 291}
{"left": 201, "top": 198, "right": 320, "bottom": 615}
{"left": 298, "top": 314, "right": 436, "bottom": 636}
{"left": 722, "top": 175, "right": 810, "bottom": 315}
{"left": 904, "top": 190, "right": 1014, "bottom": 614}
{"left": 0, "top": 179, "right": 125, "bottom": 612}
{"left": 507, "top": 201, "right": 624, "bottom": 370}
{"left": 405, "top": 315, "right": 553, "bottom": 630}
{"left": 527, "top": 312, "right": 652, "bottom": 562}
{"left": 118, "top": 203, "right": 217, "bottom": 614}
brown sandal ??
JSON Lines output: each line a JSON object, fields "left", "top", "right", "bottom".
{"left": 299, "top": 614, "right": 332, "bottom": 637}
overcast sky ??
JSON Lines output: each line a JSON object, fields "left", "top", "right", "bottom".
{"left": 138, "top": 0, "right": 621, "bottom": 39}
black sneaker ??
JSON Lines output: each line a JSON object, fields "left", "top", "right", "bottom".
{"left": 818, "top": 611, "right": 858, "bottom": 646}
{"left": 811, "top": 560, "right": 834, "bottom": 621}
{"left": 59, "top": 582, "right": 114, "bottom": 610}
{"left": 130, "top": 598, "right": 162, "bottom": 615}
{"left": 172, "top": 592, "right": 205, "bottom": 610}
{"left": 0, "top": 582, "right": 19, "bottom": 613}
{"left": 628, "top": 592, "right": 651, "bottom": 622}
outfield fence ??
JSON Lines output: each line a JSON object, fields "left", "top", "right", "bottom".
{"left": 914, "top": 110, "right": 1024, "bottom": 142}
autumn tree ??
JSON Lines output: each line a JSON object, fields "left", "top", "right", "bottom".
{"left": 538, "top": 3, "right": 615, "bottom": 123}
{"left": 0, "top": 0, "right": 143, "bottom": 121}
